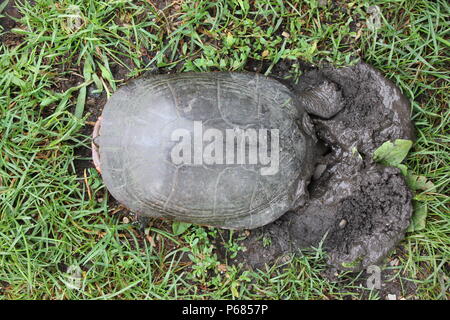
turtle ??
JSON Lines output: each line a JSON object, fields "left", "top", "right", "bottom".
{"left": 92, "top": 72, "right": 337, "bottom": 230}
{"left": 92, "top": 63, "right": 415, "bottom": 270}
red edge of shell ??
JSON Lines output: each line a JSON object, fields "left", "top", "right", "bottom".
{"left": 92, "top": 116, "right": 102, "bottom": 174}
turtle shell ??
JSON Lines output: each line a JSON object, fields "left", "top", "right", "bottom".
{"left": 97, "top": 72, "right": 317, "bottom": 229}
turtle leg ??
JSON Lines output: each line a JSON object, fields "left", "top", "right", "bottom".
{"left": 293, "top": 70, "right": 345, "bottom": 119}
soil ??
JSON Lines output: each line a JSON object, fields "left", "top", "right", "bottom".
{"left": 232, "top": 162, "right": 412, "bottom": 271}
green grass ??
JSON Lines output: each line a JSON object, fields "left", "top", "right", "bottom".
{"left": 0, "top": 0, "right": 448, "bottom": 299}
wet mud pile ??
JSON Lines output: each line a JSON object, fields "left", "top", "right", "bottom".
{"left": 230, "top": 63, "right": 414, "bottom": 271}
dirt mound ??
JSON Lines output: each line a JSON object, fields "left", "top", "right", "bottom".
{"left": 325, "top": 165, "right": 412, "bottom": 269}
{"left": 302, "top": 63, "right": 415, "bottom": 155}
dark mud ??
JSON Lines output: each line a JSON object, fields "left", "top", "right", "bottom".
{"left": 220, "top": 63, "right": 414, "bottom": 271}
{"left": 233, "top": 161, "right": 412, "bottom": 271}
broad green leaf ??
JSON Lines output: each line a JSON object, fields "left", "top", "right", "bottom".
{"left": 172, "top": 221, "right": 192, "bottom": 236}
{"left": 406, "top": 174, "right": 436, "bottom": 192}
{"left": 373, "top": 139, "right": 413, "bottom": 167}
{"left": 407, "top": 201, "right": 427, "bottom": 232}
